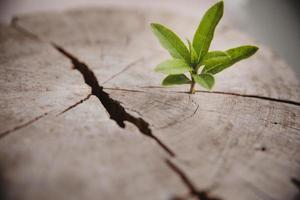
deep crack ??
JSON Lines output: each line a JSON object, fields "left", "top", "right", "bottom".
{"left": 291, "top": 178, "right": 300, "bottom": 190}
{"left": 166, "top": 159, "right": 222, "bottom": 200}
{"left": 52, "top": 44, "right": 175, "bottom": 157}
{"left": 10, "top": 13, "right": 299, "bottom": 200}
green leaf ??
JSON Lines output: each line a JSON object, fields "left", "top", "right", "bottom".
{"left": 203, "top": 51, "right": 229, "bottom": 62}
{"left": 204, "top": 46, "right": 259, "bottom": 74}
{"left": 192, "top": 73, "right": 215, "bottom": 90}
{"left": 151, "top": 23, "right": 190, "bottom": 64}
{"left": 187, "top": 39, "right": 198, "bottom": 66}
{"left": 155, "top": 59, "right": 193, "bottom": 75}
{"left": 162, "top": 74, "right": 191, "bottom": 86}
{"left": 202, "top": 51, "right": 231, "bottom": 72}
{"left": 192, "top": 1, "right": 224, "bottom": 63}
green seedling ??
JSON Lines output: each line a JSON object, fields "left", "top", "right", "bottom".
{"left": 151, "top": 1, "right": 258, "bottom": 94}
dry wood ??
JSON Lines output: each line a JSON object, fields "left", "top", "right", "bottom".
{"left": 0, "top": 2, "right": 299, "bottom": 200}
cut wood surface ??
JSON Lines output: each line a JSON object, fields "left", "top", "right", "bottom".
{"left": 0, "top": 1, "right": 299, "bottom": 200}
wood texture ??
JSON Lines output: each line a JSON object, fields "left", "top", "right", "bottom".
{"left": 0, "top": 2, "right": 299, "bottom": 200}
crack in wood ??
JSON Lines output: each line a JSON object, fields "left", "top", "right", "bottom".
{"left": 10, "top": 20, "right": 298, "bottom": 200}
{"left": 11, "top": 21, "right": 178, "bottom": 158}
{"left": 0, "top": 112, "right": 49, "bottom": 139}
{"left": 11, "top": 12, "right": 300, "bottom": 108}
{"left": 195, "top": 90, "right": 300, "bottom": 107}
{"left": 8, "top": 23, "right": 219, "bottom": 198}
{"left": 57, "top": 94, "right": 92, "bottom": 116}
{"left": 123, "top": 106, "right": 144, "bottom": 118}
{"left": 104, "top": 87, "right": 147, "bottom": 93}
{"left": 104, "top": 87, "right": 200, "bottom": 130}
{"left": 291, "top": 178, "right": 300, "bottom": 191}
{"left": 166, "top": 159, "right": 222, "bottom": 200}
{"left": 100, "top": 87, "right": 300, "bottom": 132}
{"left": 52, "top": 43, "right": 175, "bottom": 157}
{"left": 108, "top": 86, "right": 300, "bottom": 107}
{"left": 11, "top": 18, "right": 42, "bottom": 41}
{"left": 101, "top": 57, "right": 145, "bottom": 85}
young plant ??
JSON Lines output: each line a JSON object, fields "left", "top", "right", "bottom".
{"left": 151, "top": 1, "right": 258, "bottom": 94}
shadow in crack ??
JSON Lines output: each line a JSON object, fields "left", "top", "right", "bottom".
{"left": 166, "top": 159, "right": 222, "bottom": 200}
{"left": 0, "top": 166, "right": 7, "bottom": 200}
{"left": 291, "top": 177, "right": 300, "bottom": 200}
{"left": 53, "top": 44, "right": 175, "bottom": 157}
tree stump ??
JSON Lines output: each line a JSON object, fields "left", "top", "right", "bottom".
{"left": 0, "top": 2, "right": 299, "bottom": 200}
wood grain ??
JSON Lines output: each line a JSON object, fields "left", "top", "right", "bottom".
{"left": 0, "top": 2, "right": 299, "bottom": 200}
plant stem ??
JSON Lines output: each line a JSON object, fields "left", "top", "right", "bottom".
{"left": 189, "top": 71, "right": 196, "bottom": 94}
{"left": 189, "top": 80, "right": 196, "bottom": 94}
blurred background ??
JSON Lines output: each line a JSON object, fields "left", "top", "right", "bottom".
{"left": 226, "top": 0, "right": 300, "bottom": 77}
{"left": 1, "top": 0, "right": 299, "bottom": 77}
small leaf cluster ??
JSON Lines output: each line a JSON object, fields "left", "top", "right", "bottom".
{"left": 151, "top": 1, "right": 258, "bottom": 93}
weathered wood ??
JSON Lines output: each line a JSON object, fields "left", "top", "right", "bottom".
{"left": 13, "top": 6, "right": 300, "bottom": 102}
{"left": 0, "top": 24, "right": 90, "bottom": 135}
{"left": 0, "top": 25, "right": 187, "bottom": 200}
{"left": 0, "top": 2, "right": 299, "bottom": 200}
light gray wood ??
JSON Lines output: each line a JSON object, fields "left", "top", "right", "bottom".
{"left": 0, "top": 24, "right": 90, "bottom": 135}
{"left": 13, "top": 6, "right": 300, "bottom": 102}
{"left": 0, "top": 2, "right": 299, "bottom": 200}
{"left": 0, "top": 25, "right": 187, "bottom": 200}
